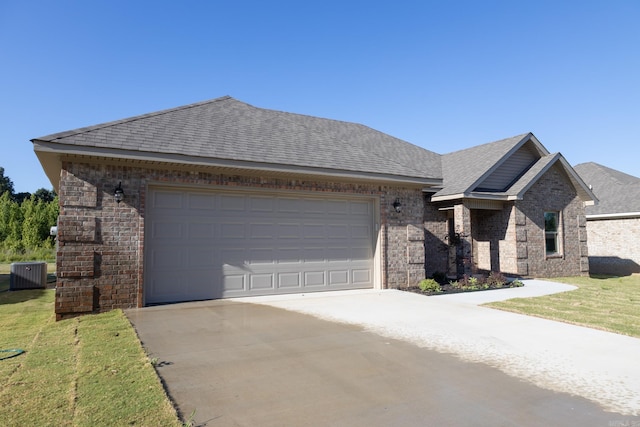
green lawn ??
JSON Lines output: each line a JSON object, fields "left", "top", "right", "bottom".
{"left": 485, "top": 275, "right": 640, "bottom": 338}
{"left": 0, "top": 288, "right": 181, "bottom": 426}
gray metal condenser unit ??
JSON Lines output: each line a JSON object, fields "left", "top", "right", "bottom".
{"left": 10, "top": 262, "right": 47, "bottom": 290}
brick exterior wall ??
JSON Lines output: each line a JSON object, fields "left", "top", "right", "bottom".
{"left": 423, "top": 194, "right": 449, "bottom": 278}
{"left": 55, "top": 159, "right": 426, "bottom": 318}
{"left": 454, "top": 165, "right": 589, "bottom": 279}
{"left": 512, "top": 165, "right": 589, "bottom": 277}
{"left": 472, "top": 206, "right": 516, "bottom": 274}
{"left": 586, "top": 217, "right": 640, "bottom": 275}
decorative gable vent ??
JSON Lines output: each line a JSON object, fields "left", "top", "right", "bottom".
{"left": 475, "top": 142, "right": 540, "bottom": 192}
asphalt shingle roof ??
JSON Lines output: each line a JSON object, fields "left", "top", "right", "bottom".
{"left": 34, "top": 96, "right": 442, "bottom": 182}
{"left": 574, "top": 162, "right": 640, "bottom": 215}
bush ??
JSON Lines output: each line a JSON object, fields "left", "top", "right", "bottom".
{"left": 486, "top": 271, "right": 507, "bottom": 288}
{"left": 418, "top": 278, "right": 442, "bottom": 293}
{"left": 431, "top": 271, "right": 447, "bottom": 284}
{"left": 0, "top": 191, "right": 58, "bottom": 255}
{"left": 510, "top": 279, "right": 524, "bottom": 287}
{"left": 0, "top": 247, "right": 55, "bottom": 263}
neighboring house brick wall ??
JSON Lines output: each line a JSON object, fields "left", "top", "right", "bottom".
{"left": 514, "top": 165, "right": 589, "bottom": 277}
{"left": 586, "top": 217, "right": 640, "bottom": 275}
{"left": 55, "top": 159, "right": 426, "bottom": 319}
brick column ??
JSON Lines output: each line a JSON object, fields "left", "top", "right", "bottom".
{"left": 453, "top": 203, "right": 473, "bottom": 277}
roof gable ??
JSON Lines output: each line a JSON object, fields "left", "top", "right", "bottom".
{"left": 434, "top": 133, "right": 543, "bottom": 200}
{"left": 507, "top": 154, "right": 595, "bottom": 203}
{"left": 33, "top": 96, "right": 442, "bottom": 187}
{"left": 434, "top": 133, "right": 596, "bottom": 204}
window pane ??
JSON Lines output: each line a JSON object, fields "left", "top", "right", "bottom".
{"left": 544, "top": 212, "right": 558, "bottom": 232}
{"left": 546, "top": 234, "right": 557, "bottom": 253}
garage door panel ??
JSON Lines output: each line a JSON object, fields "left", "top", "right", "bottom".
{"left": 223, "top": 274, "right": 245, "bottom": 292}
{"left": 304, "top": 271, "right": 326, "bottom": 286}
{"left": 247, "top": 249, "right": 274, "bottom": 264}
{"left": 352, "top": 246, "right": 373, "bottom": 260}
{"left": 329, "top": 270, "right": 349, "bottom": 285}
{"left": 188, "top": 222, "right": 215, "bottom": 239}
{"left": 151, "top": 248, "right": 185, "bottom": 269}
{"left": 350, "top": 224, "right": 371, "bottom": 239}
{"left": 250, "top": 223, "right": 275, "bottom": 239}
{"left": 327, "top": 247, "right": 349, "bottom": 262}
{"left": 276, "top": 248, "right": 302, "bottom": 263}
{"left": 303, "top": 248, "right": 325, "bottom": 263}
{"left": 350, "top": 200, "right": 372, "bottom": 215}
{"left": 152, "top": 221, "right": 184, "bottom": 239}
{"left": 303, "top": 224, "right": 325, "bottom": 238}
{"left": 277, "top": 223, "right": 301, "bottom": 238}
{"left": 352, "top": 269, "right": 371, "bottom": 284}
{"left": 250, "top": 274, "right": 274, "bottom": 290}
{"left": 327, "top": 224, "right": 349, "bottom": 238}
{"left": 187, "top": 193, "right": 216, "bottom": 210}
{"left": 188, "top": 248, "right": 216, "bottom": 267}
{"left": 145, "top": 188, "right": 376, "bottom": 303}
{"left": 250, "top": 196, "right": 275, "bottom": 212}
{"left": 220, "top": 222, "right": 246, "bottom": 239}
{"left": 153, "top": 191, "right": 184, "bottom": 209}
{"left": 326, "top": 199, "right": 348, "bottom": 214}
{"left": 278, "top": 273, "right": 301, "bottom": 289}
{"left": 219, "top": 194, "right": 246, "bottom": 211}
{"left": 149, "top": 270, "right": 185, "bottom": 302}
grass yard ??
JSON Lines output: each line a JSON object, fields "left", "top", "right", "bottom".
{"left": 485, "top": 275, "right": 640, "bottom": 338}
{"left": 0, "top": 288, "right": 181, "bottom": 426}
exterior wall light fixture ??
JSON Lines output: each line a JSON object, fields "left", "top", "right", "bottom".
{"left": 114, "top": 182, "right": 125, "bottom": 204}
{"left": 393, "top": 198, "right": 402, "bottom": 213}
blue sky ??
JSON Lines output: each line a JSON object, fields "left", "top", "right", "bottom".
{"left": 1, "top": 0, "right": 639, "bottom": 193}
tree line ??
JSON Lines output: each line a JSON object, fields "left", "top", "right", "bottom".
{"left": 0, "top": 167, "right": 59, "bottom": 252}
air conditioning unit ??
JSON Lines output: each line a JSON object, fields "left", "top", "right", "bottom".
{"left": 10, "top": 262, "right": 47, "bottom": 290}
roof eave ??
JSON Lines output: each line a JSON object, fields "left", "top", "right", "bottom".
{"left": 586, "top": 212, "right": 640, "bottom": 220}
{"left": 431, "top": 192, "right": 512, "bottom": 203}
{"left": 32, "top": 141, "right": 442, "bottom": 188}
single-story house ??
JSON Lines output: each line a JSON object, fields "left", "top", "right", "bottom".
{"left": 32, "top": 96, "right": 596, "bottom": 319}
{"left": 574, "top": 162, "right": 640, "bottom": 275}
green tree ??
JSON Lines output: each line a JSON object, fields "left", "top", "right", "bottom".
{"left": 0, "top": 191, "right": 12, "bottom": 242}
{"left": 33, "top": 188, "right": 56, "bottom": 203}
{"left": 3, "top": 196, "right": 24, "bottom": 250}
{"left": 0, "top": 166, "right": 14, "bottom": 198}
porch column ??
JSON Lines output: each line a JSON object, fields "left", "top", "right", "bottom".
{"left": 453, "top": 203, "right": 473, "bottom": 277}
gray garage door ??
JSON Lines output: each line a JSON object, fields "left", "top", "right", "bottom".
{"left": 144, "top": 187, "right": 376, "bottom": 304}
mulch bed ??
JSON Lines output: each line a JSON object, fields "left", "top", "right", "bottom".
{"left": 402, "top": 281, "right": 524, "bottom": 296}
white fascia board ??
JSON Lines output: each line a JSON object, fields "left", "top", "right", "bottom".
{"left": 586, "top": 212, "right": 640, "bottom": 220}
{"left": 32, "top": 141, "right": 441, "bottom": 186}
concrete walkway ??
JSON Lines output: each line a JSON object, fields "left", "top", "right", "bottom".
{"left": 238, "top": 280, "right": 640, "bottom": 417}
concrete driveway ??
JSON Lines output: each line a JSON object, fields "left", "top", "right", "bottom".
{"left": 126, "top": 280, "right": 640, "bottom": 426}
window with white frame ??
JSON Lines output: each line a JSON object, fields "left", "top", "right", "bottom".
{"left": 544, "top": 211, "right": 560, "bottom": 255}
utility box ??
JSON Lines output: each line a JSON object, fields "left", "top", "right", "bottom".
{"left": 10, "top": 262, "right": 47, "bottom": 290}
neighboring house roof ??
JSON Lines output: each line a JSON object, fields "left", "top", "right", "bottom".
{"left": 32, "top": 96, "right": 442, "bottom": 190}
{"left": 574, "top": 162, "right": 640, "bottom": 218}
{"left": 433, "top": 133, "right": 596, "bottom": 204}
